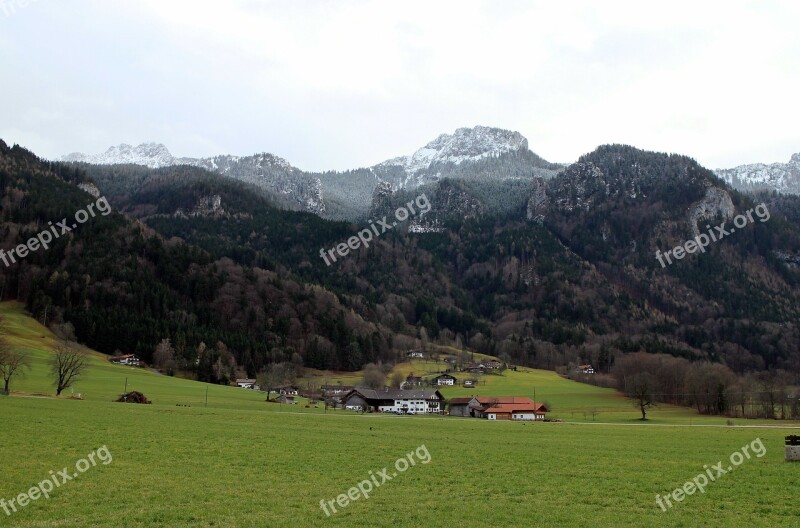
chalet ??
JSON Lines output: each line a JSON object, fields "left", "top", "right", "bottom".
{"left": 467, "top": 396, "right": 550, "bottom": 421}
{"left": 406, "top": 350, "right": 424, "bottom": 359}
{"left": 483, "top": 402, "right": 549, "bottom": 421}
{"left": 235, "top": 378, "right": 257, "bottom": 389}
{"left": 341, "top": 388, "right": 445, "bottom": 414}
{"left": 277, "top": 384, "right": 300, "bottom": 396}
{"left": 433, "top": 373, "right": 457, "bottom": 386}
{"left": 275, "top": 395, "right": 298, "bottom": 404}
{"left": 576, "top": 364, "right": 595, "bottom": 374}
{"left": 111, "top": 354, "right": 141, "bottom": 366}
{"left": 483, "top": 360, "right": 502, "bottom": 369}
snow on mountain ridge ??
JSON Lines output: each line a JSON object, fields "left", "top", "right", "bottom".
{"left": 61, "top": 142, "right": 181, "bottom": 169}
{"left": 380, "top": 126, "right": 529, "bottom": 176}
{"left": 715, "top": 153, "right": 800, "bottom": 195}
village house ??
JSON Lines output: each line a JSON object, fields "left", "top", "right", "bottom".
{"left": 401, "top": 373, "right": 424, "bottom": 389}
{"left": 111, "top": 354, "right": 141, "bottom": 366}
{"left": 235, "top": 378, "right": 257, "bottom": 389}
{"left": 406, "top": 350, "right": 424, "bottom": 359}
{"left": 463, "top": 379, "right": 477, "bottom": 388}
{"left": 277, "top": 384, "right": 300, "bottom": 396}
{"left": 275, "top": 394, "right": 298, "bottom": 404}
{"left": 433, "top": 373, "right": 458, "bottom": 386}
{"left": 341, "top": 388, "right": 445, "bottom": 414}
{"left": 576, "top": 364, "right": 595, "bottom": 374}
{"left": 449, "top": 396, "right": 549, "bottom": 421}
{"left": 483, "top": 360, "right": 502, "bottom": 369}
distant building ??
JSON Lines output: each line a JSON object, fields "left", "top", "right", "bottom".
{"left": 447, "top": 397, "right": 474, "bottom": 417}
{"left": 277, "top": 385, "right": 300, "bottom": 396}
{"left": 433, "top": 373, "right": 458, "bottom": 386}
{"left": 111, "top": 354, "right": 141, "bottom": 366}
{"left": 275, "top": 395, "right": 297, "bottom": 404}
{"left": 406, "top": 351, "right": 424, "bottom": 359}
{"left": 463, "top": 379, "right": 477, "bottom": 388}
{"left": 576, "top": 364, "right": 595, "bottom": 374}
{"left": 448, "top": 396, "right": 549, "bottom": 421}
{"left": 341, "top": 388, "right": 445, "bottom": 414}
{"left": 403, "top": 373, "right": 423, "bottom": 388}
{"left": 321, "top": 384, "right": 354, "bottom": 395}
{"left": 235, "top": 379, "right": 257, "bottom": 389}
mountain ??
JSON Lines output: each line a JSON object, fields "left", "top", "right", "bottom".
{"left": 715, "top": 153, "right": 800, "bottom": 195}
{"left": 62, "top": 145, "right": 326, "bottom": 215}
{"left": 61, "top": 142, "right": 189, "bottom": 169}
{"left": 59, "top": 126, "right": 561, "bottom": 221}
{"left": 373, "top": 126, "right": 535, "bottom": 188}
{"left": 9, "top": 138, "right": 800, "bottom": 393}
{"left": 315, "top": 126, "right": 562, "bottom": 221}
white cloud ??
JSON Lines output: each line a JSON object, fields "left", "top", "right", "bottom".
{"left": 0, "top": 0, "right": 797, "bottom": 170}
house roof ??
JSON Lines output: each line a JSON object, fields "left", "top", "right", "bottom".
{"left": 448, "top": 397, "right": 473, "bottom": 405}
{"left": 483, "top": 403, "right": 547, "bottom": 414}
{"left": 434, "top": 373, "right": 457, "bottom": 379}
{"left": 236, "top": 379, "right": 257, "bottom": 384}
{"left": 470, "top": 397, "right": 549, "bottom": 412}
{"left": 343, "top": 388, "right": 445, "bottom": 401}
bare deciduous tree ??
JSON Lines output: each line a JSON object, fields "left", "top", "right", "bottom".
{"left": 153, "top": 338, "right": 176, "bottom": 374}
{"left": 624, "top": 372, "right": 656, "bottom": 420}
{"left": 0, "top": 340, "right": 30, "bottom": 394}
{"left": 1, "top": 316, "right": 30, "bottom": 394}
{"left": 258, "top": 362, "right": 293, "bottom": 401}
{"left": 50, "top": 340, "right": 88, "bottom": 396}
{"left": 360, "top": 362, "right": 386, "bottom": 389}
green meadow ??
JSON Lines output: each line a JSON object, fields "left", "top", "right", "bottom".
{"left": 2, "top": 302, "right": 800, "bottom": 527}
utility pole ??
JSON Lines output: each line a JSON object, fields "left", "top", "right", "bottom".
{"left": 124, "top": 377, "right": 128, "bottom": 394}
{"left": 205, "top": 386, "right": 208, "bottom": 407}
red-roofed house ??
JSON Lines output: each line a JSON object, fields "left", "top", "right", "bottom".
{"left": 472, "top": 397, "right": 549, "bottom": 421}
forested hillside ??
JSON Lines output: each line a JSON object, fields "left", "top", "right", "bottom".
{"left": 4, "top": 140, "right": 800, "bottom": 408}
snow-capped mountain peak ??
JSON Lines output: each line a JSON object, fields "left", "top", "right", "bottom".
{"left": 715, "top": 152, "right": 800, "bottom": 195}
{"left": 383, "top": 126, "right": 529, "bottom": 176}
{"left": 61, "top": 142, "right": 180, "bottom": 169}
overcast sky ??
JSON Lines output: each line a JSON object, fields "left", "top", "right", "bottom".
{"left": 1, "top": 0, "right": 798, "bottom": 171}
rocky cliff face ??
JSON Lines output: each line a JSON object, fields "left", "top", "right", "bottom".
{"left": 688, "top": 186, "right": 735, "bottom": 236}
{"left": 375, "top": 126, "right": 535, "bottom": 189}
{"left": 175, "top": 194, "right": 224, "bottom": 218}
{"left": 715, "top": 153, "right": 800, "bottom": 195}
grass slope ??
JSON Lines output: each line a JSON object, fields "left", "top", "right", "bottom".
{"left": 3, "top": 302, "right": 800, "bottom": 527}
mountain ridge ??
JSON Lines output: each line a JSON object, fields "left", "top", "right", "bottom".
{"left": 715, "top": 152, "right": 800, "bottom": 195}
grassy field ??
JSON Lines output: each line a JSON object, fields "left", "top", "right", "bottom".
{"left": 3, "top": 301, "right": 800, "bottom": 527}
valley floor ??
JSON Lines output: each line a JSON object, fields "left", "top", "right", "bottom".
{"left": 2, "top": 301, "right": 800, "bottom": 527}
